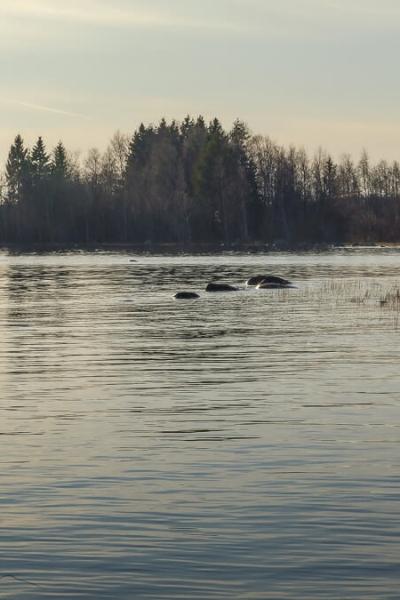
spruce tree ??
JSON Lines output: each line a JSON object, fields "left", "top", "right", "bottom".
{"left": 51, "top": 142, "right": 69, "bottom": 179}
{"left": 5, "top": 134, "right": 29, "bottom": 203}
{"left": 30, "top": 136, "right": 50, "bottom": 183}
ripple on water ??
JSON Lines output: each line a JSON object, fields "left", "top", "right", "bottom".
{"left": 0, "top": 249, "right": 400, "bottom": 598}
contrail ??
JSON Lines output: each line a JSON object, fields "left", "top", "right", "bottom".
{"left": 18, "top": 101, "right": 90, "bottom": 119}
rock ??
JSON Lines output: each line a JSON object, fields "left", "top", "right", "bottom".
{"left": 174, "top": 291, "right": 200, "bottom": 299}
{"left": 246, "top": 275, "right": 292, "bottom": 286}
{"left": 205, "top": 282, "right": 239, "bottom": 292}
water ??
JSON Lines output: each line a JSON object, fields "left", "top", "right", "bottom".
{"left": 0, "top": 248, "right": 400, "bottom": 599}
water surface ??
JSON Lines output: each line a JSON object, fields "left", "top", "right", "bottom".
{"left": 0, "top": 248, "right": 400, "bottom": 599}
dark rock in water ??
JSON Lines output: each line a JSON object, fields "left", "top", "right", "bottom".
{"left": 246, "top": 274, "right": 292, "bottom": 286}
{"left": 174, "top": 291, "right": 200, "bottom": 299}
{"left": 205, "top": 282, "right": 238, "bottom": 292}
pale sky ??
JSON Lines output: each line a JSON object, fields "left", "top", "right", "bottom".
{"left": 1, "top": 0, "right": 399, "bottom": 163}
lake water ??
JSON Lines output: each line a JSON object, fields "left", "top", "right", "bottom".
{"left": 0, "top": 248, "right": 400, "bottom": 599}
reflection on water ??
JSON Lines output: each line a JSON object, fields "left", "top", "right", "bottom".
{"left": 0, "top": 249, "right": 400, "bottom": 599}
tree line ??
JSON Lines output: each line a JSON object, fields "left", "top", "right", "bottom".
{"left": 1, "top": 116, "right": 400, "bottom": 246}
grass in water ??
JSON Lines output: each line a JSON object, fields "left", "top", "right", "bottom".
{"left": 270, "top": 279, "right": 400, "bottom": 312}
{"left": 379, "top": 288, "right": 400, "bottom": 308}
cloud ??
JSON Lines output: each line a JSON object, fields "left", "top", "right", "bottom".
{"left": 2, "top": 0, "right": 397, "bottom": 53}
{"left": 18, "top": 102, "right": 91, "bottom": 120}
{"left": 2, "top": 0, "right": 399, "bottom": 42}
{"left": 0, "top": 0, "right": 243, "bottom": 33}
{"left": 1, "top": 0, "right": 400, "bottom": 163}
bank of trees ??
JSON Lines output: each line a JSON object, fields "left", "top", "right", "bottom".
{"left": 1, "top": 117, "right": 400, "bottom": 245}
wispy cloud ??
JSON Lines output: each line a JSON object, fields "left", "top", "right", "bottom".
{"left": 0, "top": 0, "right": 243, "bottom": 33}
{"left": 2, "top": 0, "right": 399, "bottom": 42}
{"left": 3, "top": 0, "right": 396, "bottom": 48}
{"left": 18, "top": 101, "right": 91, "bottom": 120}
{"left": 1, "top": 0, "right": 400, "bottom": 162}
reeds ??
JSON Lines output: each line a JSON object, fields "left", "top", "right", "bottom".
{"left": 379, "top": 288, "right": 400, "bottom": 308}
{"left": 266, "top": 279, "right": 400, "bottom": 312}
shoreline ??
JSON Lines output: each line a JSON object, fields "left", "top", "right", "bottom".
{"left": 1, "top": 241, "right": 400, "bottom": 254}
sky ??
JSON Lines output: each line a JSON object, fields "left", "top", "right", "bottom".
{"left": 1, "top": 0, "right": 399, "bottom": 164}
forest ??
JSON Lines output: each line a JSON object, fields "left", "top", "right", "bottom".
{"left": 1, "top": 116, "right": 400, "bottom": 247}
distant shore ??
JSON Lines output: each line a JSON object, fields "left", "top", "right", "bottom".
{"left": 1, "top": 241, "right": 400, "bottom": 255}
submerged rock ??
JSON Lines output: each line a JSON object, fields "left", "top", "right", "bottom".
{"left": 174, "top": 291, "right": 200, "bottom": 299}
{"left": 205, "top": 282, "right": 239, "bottom": 292}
